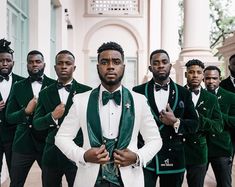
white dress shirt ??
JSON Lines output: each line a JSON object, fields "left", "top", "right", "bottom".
{"left": 99, "top": 85, "right": 122, "bottom": 139}
{"left": 192, "top": 87, "right": 201, "bottom": 107}
{"left": 58, "top": 80, "right": 73, "bottom": 105}
{"left": 0, "top": 73, "right": 12, "bottom": 102}
{"left": 154, "top": 83, "right": 169, "bottom": 112}
{"left": 31, "top": 81, "right": 42, "bottom": 98}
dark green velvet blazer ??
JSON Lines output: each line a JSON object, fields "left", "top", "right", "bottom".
{"left": 0, "top": 73, "right": 24, "bottom": 143}
{"left": 133, "top": 78, "right": 198, "bottom": 174}
{"left": 184, "top": 88, "right": 223, "bottom": 165}
{"left": 33, "top": 80, "right": 91, "bottom": 168}
{"left": 207, "top": 87, "right": 235, "bottom": 158}
{"left": 5, "top": 75, "right": 55, "bottom": 154}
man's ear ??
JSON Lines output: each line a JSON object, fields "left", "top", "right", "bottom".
{"left": 184, "top": 71, "right": 187, "bottom": 78}
{"left": 148, "top": 65, "right": 152, "bottom": 72}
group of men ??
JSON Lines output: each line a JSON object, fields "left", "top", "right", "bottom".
{"left": 0, "top": 38, "right": 235, "bottom": 187}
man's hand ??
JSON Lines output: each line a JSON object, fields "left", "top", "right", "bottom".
{"left": 84, "top": 145, "right": 110, "bottom": 164}
{"left": 159, "top": 103, "right": 177, "bottom": 126}
{"left": 25, "top": 97, "right": 37, "bottom": 115}
{"left": 113, "top": 148, "right": 137, "bottom": 167}
{"left": 0, "top": 100, "right": 5, "bottom": 111}
{"left": 51, "top": 103, "right": 65, "bottom": 120}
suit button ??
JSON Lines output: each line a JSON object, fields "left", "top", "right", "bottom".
{"left": 169, "top": 136, "right": 172, "bottom": 139}
{"left": 212, "top": 134, "right": 215, "bottom": 137}
{"left": 56, "top": 125, "right": 59, "bottom": 129}
{"left": 0, "top": 120, "right": 2, "bottom": 123}
{"left": 168, "top": 149, "right": 172, "bottom": 151}
{"left": 183, "top": 138, "right": 186, "bottom": 142}
{"left": 114, "top": 138, "right": 118, "bottom": 142}
{"left": 103, "top": 175, "right": 106, "bottom": 179}
{"left": 29, "top": 125, "right": 32, "bottom": 128}
{"left": 103, "top": 139, "right": 106, "bottom": 143}
{"left": 194, "top": 141, "right": 197, "bottom": 144}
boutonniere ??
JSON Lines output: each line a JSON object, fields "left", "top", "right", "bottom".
{"left": 218, "top": 95, "right": 222, "bottom": 100}
{"left": 203, "top": 107, "right": 207, "bottom": 111}
{"left": 197, "top": 101, "right": 204, "bottom": 107}
{"left": 125, "top": 103, "right": 131, "bottom": 109}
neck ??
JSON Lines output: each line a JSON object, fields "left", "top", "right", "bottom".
{"left": 58, "top": 78, "right": 73, "bottom": 85}
{"left": 101, "top": 82, "right": 121, "bottom": 92}
{"left": 153, "top": 77, "right": 170, "bottom": 85}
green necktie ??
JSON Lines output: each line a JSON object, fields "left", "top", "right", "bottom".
{"left": 102, "top": 90, "right": 121, "bottom": 105}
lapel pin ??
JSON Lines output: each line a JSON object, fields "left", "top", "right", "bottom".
{"left": 203, "top": 107, "right": 206, "bottom": 111}
{"left": 198, "top": 101, "right": 204, "bottom": 107}
{"left": 218, "top": 96, "right": 221, "bottom": 99}
{"left": 125, "top": 103, "right": 131, "bottom": 109}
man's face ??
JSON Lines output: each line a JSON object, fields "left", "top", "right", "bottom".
{"left": 149, "top": 53, "right": 171, "bottom": 82}
{"left": 229, "top": 57, "right": 235, "bottom": 77}
{"left": 185, "top": 65, "right": 204, "bottom": 89}
{"left": 0, "top": 53, "right": 14, "bottom": 77}
{"left": 204, "top": 69, "right": 220, "bottom": 92}
{"left": 97, "top": 50, "right": 125, "bottom": 87}
{"left": 27, "top": 54, "right": 45, "bottom": 77}
{"left": 54, "top": 53, "right": 76, "bottom": 82}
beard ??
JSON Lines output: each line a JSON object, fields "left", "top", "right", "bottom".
{"left": 97, "top": 69, "right": 124, "bottom": 86}
{"left": 0, "top": 66, "right": 13, "bottom": 77}
{"left": 28, "top": 67, "right": 45, "bottom": 78}
{"left": 153, "top": 70, "right": 170, "bottom": 82}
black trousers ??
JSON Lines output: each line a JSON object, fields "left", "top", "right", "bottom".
{"left": 0, "top": 141, "right": 13, "bottom": 174}
{"left": 208, "top": 156, "right": 232, "bottom": 187}
{"left": 42, "top": 165, "right": 77, "bottom": 187}
{"left": 186, "top": 163, "right": 207, "bottom": 187}
{"left": 143, "top": 168, "right": 184, "bottom": 187}
{"left": 10, "top": 151, "right": 42, "bottom": 187}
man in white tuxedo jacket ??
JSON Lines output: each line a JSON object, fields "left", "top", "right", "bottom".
{"left": 55, "top": 41, "right": 162, "bottom": 187}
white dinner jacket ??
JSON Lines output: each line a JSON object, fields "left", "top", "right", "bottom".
{"left": 55, "top": 89, "right": 162, "bottom": 187}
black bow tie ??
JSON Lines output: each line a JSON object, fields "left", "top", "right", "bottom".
{"left": 30, "top": 76, "right": 43, "bottom": 83}
{"left": 190, "top": 89, "right": 200, "bottom": 95}
{"left": 57, "top": 82, "right": 72, "bottom": 92}
{"left": 155, "top": 84, "right": 168, "bottom": 91}
{"left": 0, "top": 75, "right": 9, "bottom": 82}
{"left": 102, "top": 90, "right": 121, "bottom": 105}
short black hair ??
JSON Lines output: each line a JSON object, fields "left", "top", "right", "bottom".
{"left": 229, "top": 54, "right": 235, "bottom": 62}
{"left": 97, "top": 41, "right": 124, "bottom": 61}
{"left": 55, "top": 50, "right": 75, "bottom": 63}
{"left": 185, "top": 59, "right": 205, "bottom": 69}
{"left": 150, "top": 49, "right": 170, "bottom": 62}
{"left": 27, "top": 50, "right": 44, "bottom": 61}
{"left": 0, "top": 38, "right": 14, "bottom": 56}
{"left": 204, "top": 65, "right": 221, "bottom": 76}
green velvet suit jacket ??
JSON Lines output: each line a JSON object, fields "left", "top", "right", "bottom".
{"left": 207, "top": 87, "right": 235, "bottom": 158}
{"left": 184, "top": 88, "right": 223, "bottom": 165}
{"left": 5, "top": 75, "right": 55, "bottom": 154}
{"left": 33, "top": 80, "right": 91, "bottom": 168}
{"left": 133, "top": 79, "right": 198, "bottom": 174}
{"left": 0, "top": 73, "right": 24, "bottom": 143}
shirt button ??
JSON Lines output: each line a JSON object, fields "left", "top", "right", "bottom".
{"left": 103, "top": 139, "right": 107, "bottom": 143}
{"left": 56, "top": 125, "right": 59, "bottom": 129}
{"left": 115, "top": 138, "right": 118, "bottom": 142}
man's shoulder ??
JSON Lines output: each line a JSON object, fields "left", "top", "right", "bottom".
{"left": 72, "top": 80, "right": 92, "bottom": 93}
{"left": 132, "top": 82, "right": 149, "bottom": 94}
{"left": 12, "top": 73, "right": 25, "bottom": 81}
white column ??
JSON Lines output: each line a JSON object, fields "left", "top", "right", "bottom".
{"left": 161, "top": 0, "right": 181, "bottom": 62}
{"left": 29, "top": 0, "right": 51, "bottom": 76}
{"left": 0, "top": 0, "right": 7, "bottom": 38}
{"left": 175, "top": 0, "right": 219, "bottom": 85}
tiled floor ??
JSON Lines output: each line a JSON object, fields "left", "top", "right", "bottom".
{"left": 2, "top": 162, "right": 235, "bottom": 187}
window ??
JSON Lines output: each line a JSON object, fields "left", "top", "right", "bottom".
{"left": 7, "top": 0, "right": 28, "bottom": 76}
{"left": 86, "top": 0, "right": 142, "bottom": 16}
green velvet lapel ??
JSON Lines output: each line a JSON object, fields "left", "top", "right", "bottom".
{"left": 87, "top": 86, "right": 135, "bottom": 149}
{"left": 144, "top": 78, "right": 178, "bottom": 130}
